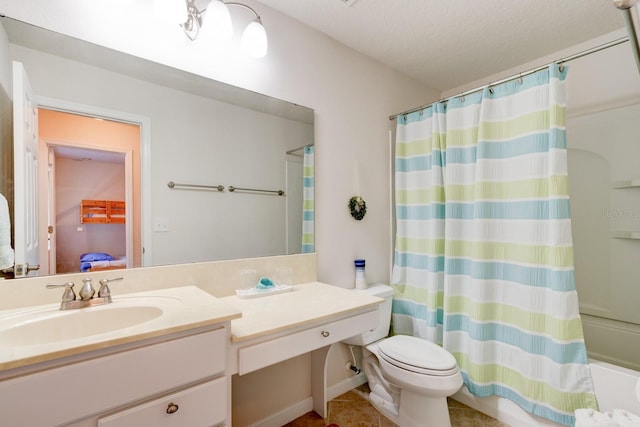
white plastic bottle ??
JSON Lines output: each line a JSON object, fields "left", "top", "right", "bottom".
{"left": 354, "top": 259, "right": 367, "bottom": 289}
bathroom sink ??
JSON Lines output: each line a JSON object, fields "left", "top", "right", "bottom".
{"left": 0, "top": 305, "right": 164, "bottom": 346}
{"left": 0, "top": 285, "right": 242, "bottom": 370}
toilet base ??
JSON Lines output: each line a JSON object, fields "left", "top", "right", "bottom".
{"left": 397, "top": 389, "right": 452, "bottom": 427}
{"left": 367, "top": 387, "right": 452, "bottom": 427}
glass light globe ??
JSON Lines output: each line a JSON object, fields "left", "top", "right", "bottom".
{"left": 201, "top": 0, "right": 233, "bottom": 40}
{"left": 153, "top": 0, "right": 187, "bottom": 24}
{"left": 241, "top": 19, "right": 268, "bottom": 58}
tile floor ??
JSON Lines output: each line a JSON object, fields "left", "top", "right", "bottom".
{"left": 283, "top": 385, "right": 509, "bottom": 427}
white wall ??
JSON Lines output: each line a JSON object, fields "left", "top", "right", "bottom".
{"left": 0, "top": 0, "right": 438, "bottom": 288}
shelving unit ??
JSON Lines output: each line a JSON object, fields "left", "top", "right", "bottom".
{"left": 80, "top": 200, "right": 126, "bottom": 224}
{"left": 611, "top": 231, "right": 640, "bottom": 240}
{"left": 610, "top": 179, "right": 639, "bottom": 239}
{"left": 611, "top": 179, "right": 640, "bottom": 189}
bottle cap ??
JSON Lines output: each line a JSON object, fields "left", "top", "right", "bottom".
{"left": 354, "top": 259, "right": 365, "bottom": 268}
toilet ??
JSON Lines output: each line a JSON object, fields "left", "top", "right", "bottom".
{"left": 344, "top": 284, "right": 463, "bottom": 427}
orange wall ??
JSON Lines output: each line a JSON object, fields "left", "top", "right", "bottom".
{"left": 38, "top": 109, "right": 142, "bottom": 268}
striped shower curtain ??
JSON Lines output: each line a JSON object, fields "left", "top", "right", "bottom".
{"left": 302, "top": 145, "right": 315, "bottom": 253}
{"left": 391, "top": 65, "right": 598, "bottom": 426}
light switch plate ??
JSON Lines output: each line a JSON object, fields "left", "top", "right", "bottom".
{"left": 153, "top": 217, "right": 170, "bottom": 232}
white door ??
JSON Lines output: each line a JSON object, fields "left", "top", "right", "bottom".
{"left": 12, "top": 61, "right": 40, "bottom": 277}
{"left": 46, "top": 146, "right": 56, "bottom": 275}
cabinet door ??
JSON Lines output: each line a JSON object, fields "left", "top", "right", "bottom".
{"left": 98, "top": 377, "right": 227, "bottom": 427}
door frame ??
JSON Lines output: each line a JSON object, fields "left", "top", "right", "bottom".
{"left": 35, "top": 96, "right": 152, "bottom": 268}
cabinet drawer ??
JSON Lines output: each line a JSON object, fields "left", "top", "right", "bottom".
{"left": 0, "top": 328, "right": 227, "bottom": 426}
{"left": 98, "top": 377, "right": 227, "bottom": 427}
{"left": 238, "top": 309, "right": 378, "bottom": 374}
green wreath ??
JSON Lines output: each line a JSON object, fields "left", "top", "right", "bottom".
{"left": 348, "top": 196, "right": 366, "bottom": 221}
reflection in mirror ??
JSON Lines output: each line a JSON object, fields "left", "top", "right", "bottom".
{"left": 0, "top": 16, "right": 314, "bottom": 278}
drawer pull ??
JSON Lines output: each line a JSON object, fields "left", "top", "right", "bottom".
{"left": 166, "top": 402, "right": 179, "bottom": 414}
{"left": 321, "top": 330, "right": 330, "bottom": 338}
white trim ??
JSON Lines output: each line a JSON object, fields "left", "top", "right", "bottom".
{"left": 327, "top": 372, "right": 367, "bottom": 401}
{"left": 34, "top": 95, "right": 152, "bottom": 267}
{"left": 452, "top": 387, "right": 562, "bottom": 427}
{"left": 246, "top": 375, "right": 367, "bottom": 427}
{"left": 247, "top": 397, "right": 313, "bottom": 427}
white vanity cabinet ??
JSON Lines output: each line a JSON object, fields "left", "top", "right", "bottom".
{"left": 222, "top": 282, "right": 384, "bottom": 418}
{"left": 0, "top": 326, "right": 232, "bottom": 427}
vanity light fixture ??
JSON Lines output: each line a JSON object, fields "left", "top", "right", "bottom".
{"left": 157, "top": 0, "right": 268, "bottom": 58}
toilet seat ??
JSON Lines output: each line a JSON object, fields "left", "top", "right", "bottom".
{"left": 378, "top": 335, "right": 459, "bottom": 376}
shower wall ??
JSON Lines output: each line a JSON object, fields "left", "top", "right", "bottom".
{"left": 567, "top": 103, "right": 640, "bottom": 371}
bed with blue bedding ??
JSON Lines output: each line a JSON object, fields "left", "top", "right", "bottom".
{"left": 80, "top": 252, "right": 126, "bottom": 272}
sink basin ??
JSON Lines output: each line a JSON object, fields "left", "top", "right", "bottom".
{"left": 0, "top": 305, "right": 164, "bottom": 346}
{"left": 0, "top": 285, "right": 242, "bottom": 370}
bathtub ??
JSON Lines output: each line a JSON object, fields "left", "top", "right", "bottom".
{"left": 580, "top": 313, "right": 640, "bottom": 372}
{"left": 452, "top": 359, "right": 640, "bottom": 427}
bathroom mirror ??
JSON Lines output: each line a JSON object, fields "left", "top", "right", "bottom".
{"left": 0, "top": 16, "right": 314, "bottom": 277}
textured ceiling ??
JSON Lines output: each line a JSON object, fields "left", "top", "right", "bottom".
{"left": 255, "top": 0, "right": 625, "bottom": 91}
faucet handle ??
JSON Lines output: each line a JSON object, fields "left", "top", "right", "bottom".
{"left": 98, "top": 277, "right": 123, "bottom": 298}
{"left": 46, "top": 282, "right": 76, "bottom": 302}
{"left": 78, "top": 278, "right": 96, "bottom": 301}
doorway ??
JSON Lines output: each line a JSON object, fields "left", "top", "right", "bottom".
{"left": 38, "top": 108, "right": 142, "bottom": 275}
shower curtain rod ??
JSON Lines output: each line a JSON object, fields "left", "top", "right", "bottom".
{"left": 389, "top": 36, "right": 630, "bottom": 120}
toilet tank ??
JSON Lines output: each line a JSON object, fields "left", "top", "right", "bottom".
{"left": 343, "top": 284, "right": 394, "bottom": 346}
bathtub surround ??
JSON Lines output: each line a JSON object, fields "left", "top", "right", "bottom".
{"left": 391, "top": 65, "right": 597, "bottom": 426}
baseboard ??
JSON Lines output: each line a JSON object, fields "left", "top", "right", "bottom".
{"left": 452, "top": 387, "right": 562, "bottom": 427}
{"left": 327, "top": 372, "right": 367, "bottom": 401}
{"left": 248, "top": 374, "right": 368, "bottom": 427}
{"left": 248, "top": 397, "right": 314, "bottom": 427}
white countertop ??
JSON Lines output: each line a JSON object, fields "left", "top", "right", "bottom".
{"left": 220, "top": 282, "right": 383, "bottom": 342}
{"left": 0, "top": 282, "right": 383, "bottom": 372}
{"left": 0, "top": 286, "right": 242, "bottom": 371}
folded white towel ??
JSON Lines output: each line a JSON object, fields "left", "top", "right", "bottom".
{"left": 575, "top": 408, "right": 640, "bottom": 427}
{"left": 611, "top": 409, "right": 640, "bottom": 427}
{"left": 575, "top": 409, "right": 618, "bottom": 427}
{"left": 0, "top": 193, "right": 13, "bottom": 271}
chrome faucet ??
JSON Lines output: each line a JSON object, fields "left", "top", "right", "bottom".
{"left": 46, "top": 277, "right": 123, "bottom": 310}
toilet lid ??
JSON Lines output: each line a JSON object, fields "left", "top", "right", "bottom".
{"left": 378, "top": 335, "right": 459, "bottom": 376}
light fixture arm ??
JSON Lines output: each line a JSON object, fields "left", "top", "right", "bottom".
{"left": 224, "top": 2, "right": 263, "bottom": 22}
{"left": 181, "top": 0, "right": 205, "bottom": 41}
